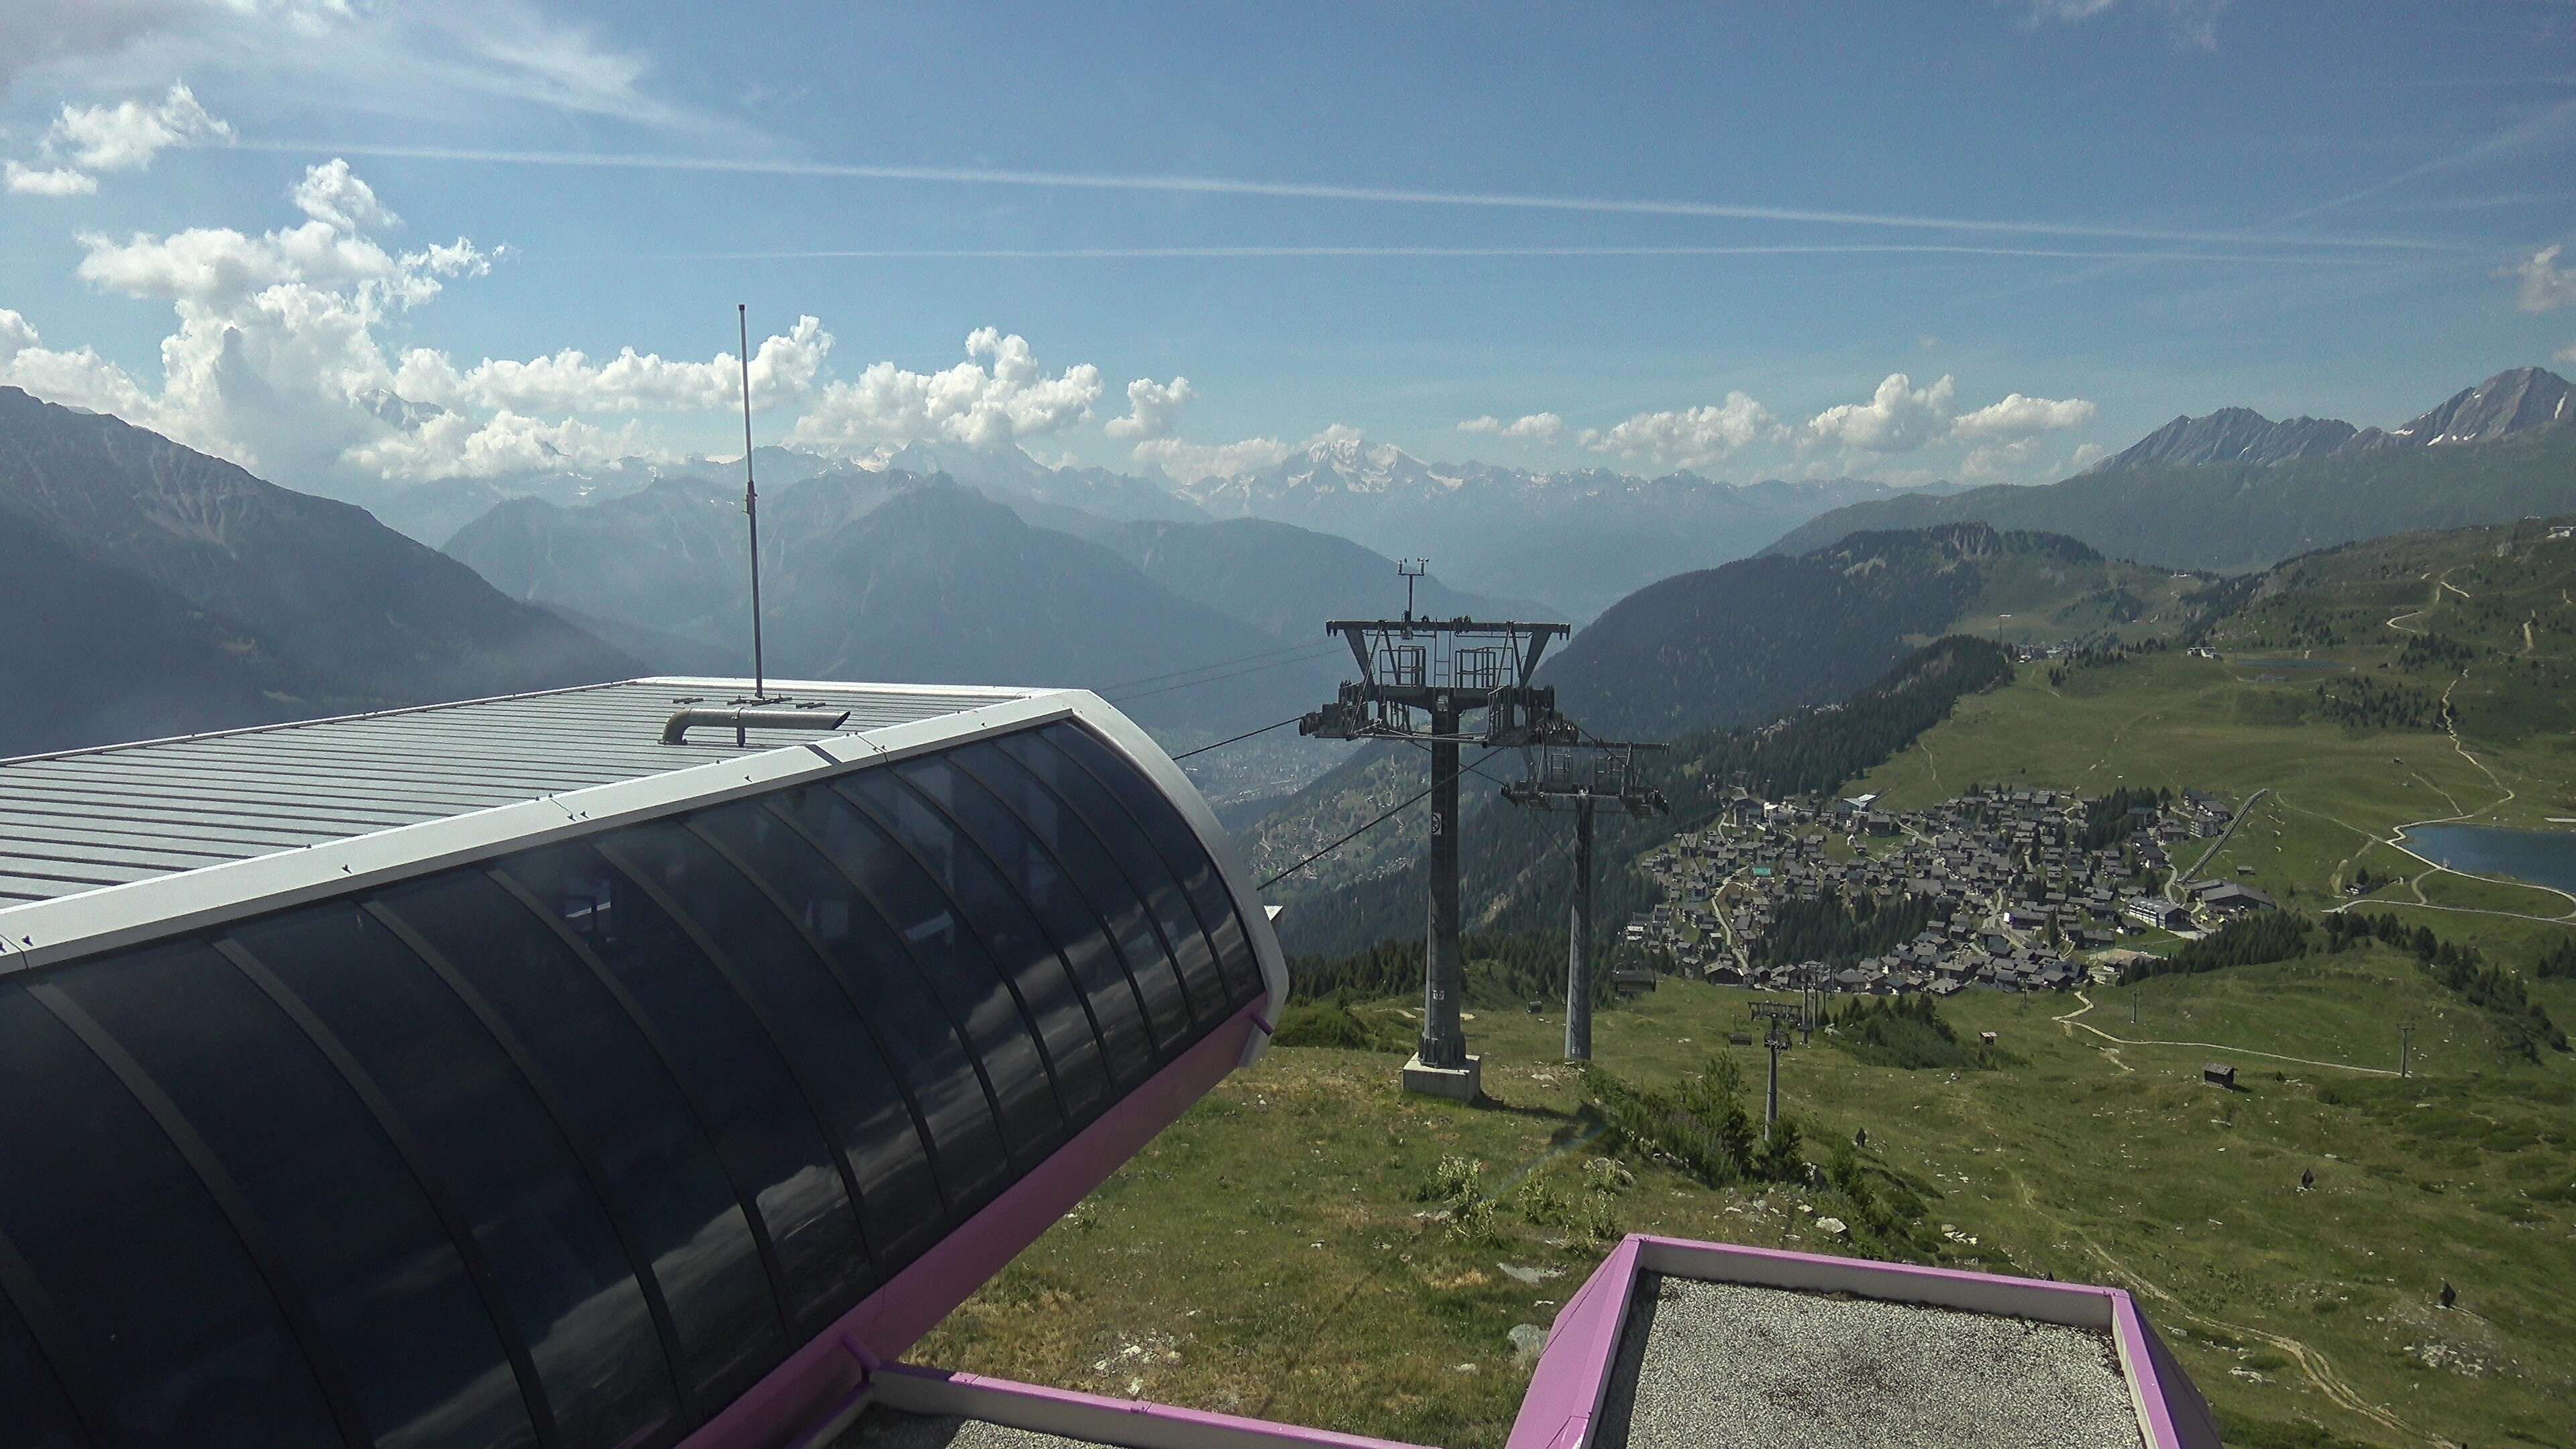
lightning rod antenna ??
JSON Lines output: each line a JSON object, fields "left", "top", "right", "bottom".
{"left": 738, "top": 303, "right": 767, "bottom": 702}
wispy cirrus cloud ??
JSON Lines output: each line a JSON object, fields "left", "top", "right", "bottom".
{"left": 2013, "top": 0, "right": 2233, "bottom": 50}
{"left": 224, "top": 140, "right": 2453, "bottom": 255}
{"left": 2508, "top": 243, "right": 2576, "bottom": 313}
{"left": 6, "top": 0, "right": 755, "bottom": 142}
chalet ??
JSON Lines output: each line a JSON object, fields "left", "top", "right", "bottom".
{"left": 2125, "top": 896, "right": 2191, "bottom": 930}
{"left": 2197, "top": 882, "right": 2277, "bottom": 915}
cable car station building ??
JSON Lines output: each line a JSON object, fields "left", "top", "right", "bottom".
{"left": 0, "top": 679, "right": 2214, "bottom": 1449}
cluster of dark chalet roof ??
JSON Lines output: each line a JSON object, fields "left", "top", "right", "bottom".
{"left": 1633, "top": 783, "right": 2275, "bottom": 999}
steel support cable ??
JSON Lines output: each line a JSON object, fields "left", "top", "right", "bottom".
{"left": 1104, "top": 643, "right": 1342, "bottom": 705}
{"left": 1097, "top": 639, "right": 1342, "bottom": 696}
{"left": 1171, "top": 716, "right": 1303, "bottom": 760}
{"left": 1256, "top": 782, "right": 1436, "bottom": 891}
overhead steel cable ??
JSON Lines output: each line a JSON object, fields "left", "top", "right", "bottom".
{"left": 1257, "top": 782, "right": 1436, "bottom": 891}
{"left": 1171, "top": 716, "right": 1304, "bottom": 761}
{"left": 1097, "top": 639, "right": 1342, "bottom": 696}
{"left": 1104, "top": 643, "right": 1342, "bottom": 705}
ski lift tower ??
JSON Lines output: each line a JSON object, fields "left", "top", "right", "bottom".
{"left": 1503, "top": 741, "right": 1667, "bottom": 1062}
{"left": 1300, "top": 572, "right": 1570, "bottom": 1102}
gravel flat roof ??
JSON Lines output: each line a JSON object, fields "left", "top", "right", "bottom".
{"left": 1593, "top": 1274, "right": 2143, "bottom": 1449}
{"left": 835, "top": 1406, "right": 1106, "bottom": 1449}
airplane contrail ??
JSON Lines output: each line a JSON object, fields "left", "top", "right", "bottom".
{"left": 233, "top": 140, "right": 2457, "bottom": 252}
{"left": 621, "top": 244, "right": 2379, "bottom": 265}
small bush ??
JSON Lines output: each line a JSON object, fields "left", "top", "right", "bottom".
{"left": 1417, "top": 1154, "right": 1483, "bottom": 1208}
{"left": 1826, "top": 996, "right": 1984, "bottom": 1071}
{"left": 1757, "top": 1116, "right": 1807, "bottom": 1182}
{"left": 1446, "top": 1197, "right": 1503, "bottom": 1246}
{"left": 1582, "top": 1157, "right": 1635, "bottom": 1195}
{"left": 1513, "top": 1178, "right": 1568, "bottom": 1226}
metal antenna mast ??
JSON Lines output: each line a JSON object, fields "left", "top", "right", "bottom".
{"left": 1503, "top": 739, "right": 1667, "bottom": 1061}
{"left": 737, "top": 303, "right": 767, "bottom": 702}
{"left": 1398, "top": 558, "right": 1426, "bottom": 622}
{"left": 1301, "top": 564, "right": 1571, "bottom": 1101}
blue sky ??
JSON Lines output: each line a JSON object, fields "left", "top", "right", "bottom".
{"left": 1, "top": 0, "right": 2572, "bottom": 494}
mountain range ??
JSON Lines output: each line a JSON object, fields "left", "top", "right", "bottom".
{"left": 2086, "top": 366, "right": 2575, "bottom": 473}
{"left": 438, "top": 466, "right": 1535, "bottom": 739}
{"left": 1767, "top": 368, "right": 2576, "bottom": 572}
{"left": 1543, "top": 522, "right": 2206, "bottom": 741}
{"left": 0, "top": 386, "right": 640, "bottom": 758}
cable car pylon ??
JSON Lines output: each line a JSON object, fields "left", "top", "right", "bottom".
{"left": 1503, "top": 739, "right": 1667, "bottom": 1061}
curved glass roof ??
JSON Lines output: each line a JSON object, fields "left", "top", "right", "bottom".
{"left": 0, "top": 717, "right": 1269, "bottom": 1449}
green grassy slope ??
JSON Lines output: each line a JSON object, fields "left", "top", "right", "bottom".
{"left": 910, "top": 519, "right": 2576, "bottom": 1449}
{"left": 914, "top": 957, "right": 2573, "bottom": 1449}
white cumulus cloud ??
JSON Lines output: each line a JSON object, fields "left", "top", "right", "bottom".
{"left": 0, "top": 307, "right": 158, "bottom": 417}
{"left": 791, "top": 328, "right": 1104, "bottom": 451}
{"left": 1806, "top": 373, "right": 1959, "bottom": 453}
{"left": 5, "top": 162, "right": 100, "bottom": 197}
{"left": 2069, "top": 441, "right": 2111, "bottom": 470}
{"left": 1458, "top": 412, "right": 1564, "bottom": 445}
{"left": 1132, "top": 433, "right": 1302, "bottom": 482}
{"left": 2509, "top": 244, "right": 2576, "bottom": 314}
{"left": 401, "top": 316, "right": 830, "bottom": 417}
{"left": 1106, "top": 374, "right": 1195, "bottom": 441}
{"left": 4, "top": 80, "right": 231, "bottom": 197}
{"left": 1950, "top": 391, "right": 2098, "bottom": 442}
{"left": 1579, "top": 394, "right": 1781, "bottom": 469}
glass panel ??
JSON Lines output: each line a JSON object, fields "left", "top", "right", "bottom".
{"left": 0, "top": 982, "right": 341, "bottom": 1449}
{"left": 0, "top": 1279, "right": 91, "bottom": 1449}
{"left": 771, "top": 784, "right": 1065, "bottom": 1163}
{"left": 506, "top": 838, "right": 869, "bottom": 1335}
{"left": 62, "top": 941, "right": 538, "bottom": 1449}
{"left": 692, "top": 800, "right": 1011, "bottom": 1220}
{"left": 236, "top": 902, "right": 678, "bottom": 1449}
{"left": 951, "top": 741, "right": 1195, "bottom": 1056}
{"left": 597, "top": 821, "right": 944, "bottom": 1298}
{"left": 837, "top": 771, "right": 1110, "bottom": 1125}
{"left": 994, "top": 731, "right": 1226, "bottom": 1028}
{"left": 896, "top": 755, "right": 1157, "bottom": 1086}
{"left": 380, "top": 870, "right": 784, "bottom": 1411}
{"left": 1042, "top": 724, "right": 1265, "bottom": 1010}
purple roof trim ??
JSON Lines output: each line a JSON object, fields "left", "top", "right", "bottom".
{"left": 2122, "top": 1304, "right": 2224, "bottom": 1449}
{"left": 678, "top": 996, "right": 1267, "bottom": 1449}
{"left": 872, "top": 1363, "right": 1436, "bottom": 1449}
{"left": 1506, "top": 1236, "right": 1642, "bottom": 1449}
{"left": 1506, "top": 1234, "right": 2207, "bottom": 1449}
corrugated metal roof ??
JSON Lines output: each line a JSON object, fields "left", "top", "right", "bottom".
{"left": 0, "top": 677, "right": 1034, "bottom": 908}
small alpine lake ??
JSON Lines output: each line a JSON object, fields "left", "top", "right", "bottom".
{"left": 2397, "top": 823, "right": 2576, "bottom": 897}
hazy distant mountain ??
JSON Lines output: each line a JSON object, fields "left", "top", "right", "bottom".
{"left": 353, "top": 461, "right": 679, "bottom": 547}
{"left": 2085, "top": 408, "right": 2359, "bottom": 472}
{"left": 0, "top": 508, "right": 329, "bottom": 757}
{"left": 1545, "top": 523, "right": 2198, "bottom": 741}
{"left": 1079, "top": 516, "right": 1552, "bottom": 639}
{"left": 0, "top": 386, "right": 643, "bottom": 755}
{"left": 1766, "top": 368, "right": 2576, "bottom": 573}
{"left": 444, "top": 470, "right": 1338, "bottom": 734}
{"left": 1165, "top": 432, "right": 1947, "bottom": 619}
{"left": 888, "top": 440, "right": 1208, "bottom": 523}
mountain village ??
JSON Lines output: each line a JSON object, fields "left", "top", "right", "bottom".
{"left": 1630, "top": 782, "right": 2277, "bottom": 997}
